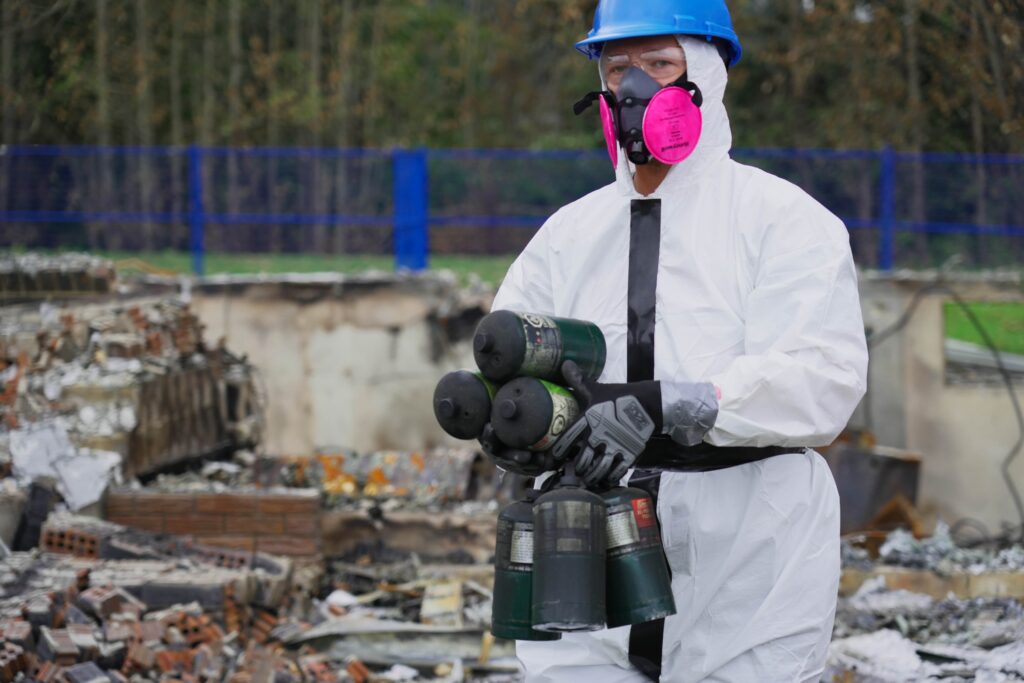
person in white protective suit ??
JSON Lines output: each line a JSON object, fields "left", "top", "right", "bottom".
{"left": 484, "top": 1, "right": 869, "bottom": 682}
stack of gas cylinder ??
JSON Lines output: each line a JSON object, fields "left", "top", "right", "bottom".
{"left": 433, "top": 311, "right": 676, "bottom": 640}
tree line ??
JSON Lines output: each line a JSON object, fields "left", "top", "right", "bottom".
{"left": 0, "top": 0, "right": 1020, "bottom": 264}
{"left": 2, "top": 0, "right": 1020, "bottom": 153}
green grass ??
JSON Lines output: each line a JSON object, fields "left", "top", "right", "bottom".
{"left": 22, "top": 250, "right": 516, "bottom": 287}
{"left": 945, "top": 302, "right": 1024, "bottom": 356}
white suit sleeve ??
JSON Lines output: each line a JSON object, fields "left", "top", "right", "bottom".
{"left": 491, "top": 214, "right": 557, "bottom": 315}
{"left": 705, "top": 205, "right": 868, "bottom": 448}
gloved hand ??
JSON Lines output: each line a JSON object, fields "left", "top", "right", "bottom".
{"left": 561, "top": 359, "right": 720, "bottom": 450}
{"left": 478, "top": 423, "right": 558, "bottom": 477}
{"left": 560, "top": 360, "right": 664, "bottom": 424}
{"left": 554, "top": 360, "right": 661, "bottom": 486}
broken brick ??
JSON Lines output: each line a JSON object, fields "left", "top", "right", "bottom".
{"left": 37, "top": 628, "right": 79, "bottom": 666}
{"left": 64, "top": 661, "right": 108, "bottom": 683}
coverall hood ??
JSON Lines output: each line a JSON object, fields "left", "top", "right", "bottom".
{"left": 608, "top": 36, "right": 732, "bottom": 196}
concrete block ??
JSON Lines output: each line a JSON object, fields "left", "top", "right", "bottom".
{"left": 102, "top": 620, "right": 136, "bottom": 643}
{"left": 137, "top": 582, "right": 226, "bottom": 612}
{"left": 36, "top": 627, "right": 79, "bottom": 666}
{"left": 0, "top": 619, "right": 34, "bottom": 649}
{"left": 64, "top": 661, "right": 108, "bottom": 683}
{"left": 66, "top": 624, "right": 100, "bottom": 661}
{"left": 78, "top": 586, "right": 147, "bottom": 621}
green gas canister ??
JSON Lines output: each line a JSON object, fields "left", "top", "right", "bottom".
{"left": 602, "top": 486, "right": 676, "bottom": 628}
{"left": 473, "top": 311, "right": 606, "bottom": 384}
{"left": 531, "top": 468, "right": 607, "bottom": 632}
{"left": 491, "top": 490, "right": 561, "bottom": 642}
{"left": 490, "top": 377, "right": 580, "bottom": 452}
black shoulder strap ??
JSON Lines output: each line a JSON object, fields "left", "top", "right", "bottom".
{"left": 625, "top": 198, "right": 666, "bottom": 682}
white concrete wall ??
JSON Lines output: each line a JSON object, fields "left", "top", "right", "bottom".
{"left": 191, "top": 277, "right": 480, "bottom": 455}
{"left": 853, "top": 275, "right": 1024, "bottom": 532}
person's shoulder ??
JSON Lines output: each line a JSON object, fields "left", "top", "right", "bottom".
{"left": 538, "top": 180, "right": 620, "bottom": 241}
{"left": 553, "top": 181, "right": 619, "bottom": 220}
{"left": 727, "top": 159, "right": 848, "bottom": 245}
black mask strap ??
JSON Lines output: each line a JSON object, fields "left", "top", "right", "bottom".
{"left": 573, "top": 91, "right": 612, "bottom": 116}
{"left": 670, "top": 74, "right": 704, "bottom": 108}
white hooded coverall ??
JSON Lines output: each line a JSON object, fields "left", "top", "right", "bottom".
{"left": 491, "top": 38, "right": 868, "bottom": 683}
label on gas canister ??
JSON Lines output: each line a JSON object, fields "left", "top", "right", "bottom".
{"left": 510, "top": 524, "right": 534, "bottom": 565}
{"left": 536, "top": 500, "right": 598, "bottom": 554}
{"left": 606, "top": 506, "right": 641, "bottom": 551}
{"left": 632, "top": 496, "right": 657, "bottom": 529}
{"left": 497, "top": 518, "right": 534, "bottom": 572}
{"left": 606, "top": 500, "right": 659, "bottom": 558}
{"left": 519, "top": 314, "right": 563, "bottom": 378}
{"left": 529, "top": 381, "right": 581, "bottom": 451}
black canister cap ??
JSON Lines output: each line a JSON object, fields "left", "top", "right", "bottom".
{"left": 433, "top": 370, "right": 494, "bottom": 440}
{"left": 491, "top": 377, "right": 554, "bottom": 450}
{"left": 473, "top": 311, "right": 527, "bottom": 383}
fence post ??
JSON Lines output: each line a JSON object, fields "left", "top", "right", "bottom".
{"left": 187, "top": 145, "right": 206, "bottom": 276}
{"left": 392, "top": 148, "right": 429, "bottom": 271}
{"left": 878, "top": 145, "right": 896, "bottom": 271}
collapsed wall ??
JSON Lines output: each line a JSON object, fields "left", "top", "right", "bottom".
{"left": 188, "top": 272, "right": 490, "bottom": 455}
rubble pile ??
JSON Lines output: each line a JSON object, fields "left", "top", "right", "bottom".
{"left": 0, "top": 290, "right": 262, "bottom": 508}
{"left": 842, "top": 521, "right": 1024, "bottom": 576}
{"left": 133, "top": 448, "right": 494, "bottom": 511}
{"left": 0, "top": 253, "right": 116, "bottom": 302}
{"left": 0, "top": 512, "right": 517, "bottom": 682}
{"left": 274, "top": 450, "right": 487, "bottom": 508}
{"left": 833, "top": 523, "right": 1024, "bottom": 681}
{"left": 829, "top": 577, "right": 1024, "bottom": 681}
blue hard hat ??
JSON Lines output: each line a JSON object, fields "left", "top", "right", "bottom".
{"left": 576, "top": 0, "right": 743, "bottom": 67}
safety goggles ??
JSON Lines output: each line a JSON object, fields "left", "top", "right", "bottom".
{"left": 600, "top": 46, "right": 687, "bottom": 90}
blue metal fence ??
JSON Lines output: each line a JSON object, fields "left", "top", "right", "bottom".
{"left": 1, "top": 144, "right": 1022, "bottom": 274}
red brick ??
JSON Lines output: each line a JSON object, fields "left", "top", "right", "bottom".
{"left": 119, "top": 515, "right": 165, "bottom": 533}
{"left": 164, "top": 515, "right": 224, "bottom": 536}
{"left": 198, "top": 536, "right": 255, "bottom": 552}
{"left": 133, "top": 493, "right": 195, "bottom": 515}
{"left": 257, "top": 537, "right": 318, "bottom": 556}
{"left": 194, "top": 494, "right": 258, "bottom": 515}
{"left": 257, "top": 495, "right": 319, "bottom": 515}
{"left": 224, "top": 516, "right": 283, "bottom": 535}
{"left": 283, "top": 514, "right": 318, "bottom": 536}
{"left": 104, "top": 493, "right": 138, "bottom": 518}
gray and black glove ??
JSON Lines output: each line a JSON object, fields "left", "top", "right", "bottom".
{"left": 478, "top": 423, "right": 559, "bottom": 477}
{"left": 554, "top": 360, "right": 661, "bottom": 486}
{"left": 553, "top": 395, "right": 656, "bottom": 486}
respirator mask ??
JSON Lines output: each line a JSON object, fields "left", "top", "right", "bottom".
{"left": 574, "top": 45, "right": 704, "bottom": 169}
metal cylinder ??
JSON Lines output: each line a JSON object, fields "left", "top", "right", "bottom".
{"left": 491, "top": 492, "right": 562, "bottom": 642}
{"left": 531, "top": 477, "right": 607, "bottom": 632}
{"left": 432, "top": 370, "right": 497, "bottom": 440}
{"left": 473, "top": 310, "right": 606, "bottom": 384}
{"left": 602, "top": 487, "right": 676, "bottom": 628}
{"left": 490, "top": 377, "right": 580, "bottom": 451}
